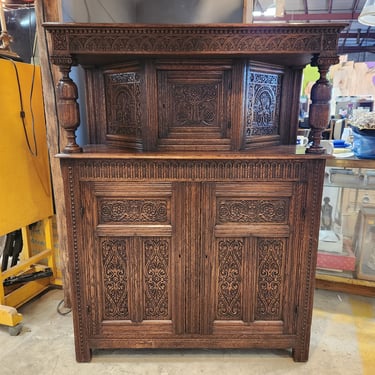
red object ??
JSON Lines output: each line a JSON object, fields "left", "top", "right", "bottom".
{"left": 317, "top": 246, "right": 356, "bottom": 271}
{"left": 3, "top": 1, "right": 34, "bottom": 5}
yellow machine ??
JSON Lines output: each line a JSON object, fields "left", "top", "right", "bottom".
{"left": 0, "top": 59, "right": 58, "bottom": 334}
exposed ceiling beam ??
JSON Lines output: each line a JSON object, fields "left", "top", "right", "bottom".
{"left": 303, "top": 0, "right": 308, "bottom": 14}
{"left": 328, "top": 0, "right": 333, "bottom": 14}
{"left": 338, "top": 46, "right": 375, "bottom": 54}
{"left": 352, "top": 0, "right": 362, "bottom": 15}
{"left": 339, "top": 32, "right": 375, "bottom": 39}
{"left": 254, "top": 12, "right": 360, "bottom": 22}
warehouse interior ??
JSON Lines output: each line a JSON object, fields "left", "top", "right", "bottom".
{"left": 1, "top": 1, "right": 375, "bottom": 374}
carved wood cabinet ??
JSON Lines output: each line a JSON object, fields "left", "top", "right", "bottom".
{"left": 44, "top": 23, "right": 344, "bottom": 362}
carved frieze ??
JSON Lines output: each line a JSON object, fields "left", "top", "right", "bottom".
{"left": 75, "top": 159, "right": 307, "bottom": 182}
{"left": 45, "top": 24, "right": 343, "bottom": 57}
{"left": 255, "top": 239, "right": 284, "bottom": 320}
{"left": 144, "top": 239, "right": 170, "bottom": 319}
{"left": 217, "top": 199, "right": 288, "bottom": 224}
{"left": 99, "top": 199, "right": 169, "bottom": 224}
{"left": 217, "top": 239, "right": 243, "bottom": 320}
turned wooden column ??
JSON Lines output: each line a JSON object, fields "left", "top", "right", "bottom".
{"left": 306, "top": 54, "right": 339, "bottom": 154}
{"left": 55, "top": 57, "right": 82, "bottom": 153}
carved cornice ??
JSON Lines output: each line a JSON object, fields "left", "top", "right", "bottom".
{"left": 44, "top": 23, "right": 345, "bottom": 58}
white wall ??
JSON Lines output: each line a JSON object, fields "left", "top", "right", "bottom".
{"left": 61, "top": 0, "right": 243, "bottom": 23}
{"left": 62, "top": 0, "right": 136, "bottom": 22}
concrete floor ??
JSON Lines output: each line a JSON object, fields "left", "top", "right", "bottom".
{"left": 0, "top": 288, "right": 374, "bottom": 375}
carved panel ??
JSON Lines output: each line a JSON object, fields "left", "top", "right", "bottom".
{"left": 99, "top": 199, "right": 169, "bottom": 224}
{"left": 216, "top": 239, "right": 243, "bottom": 320}
{"left": 101, "top": 238, "right": 129, "bottom": 320}
{"left": 255, "top": 239, "right": 285, "bottom": 320}
{"left": 172, "top": 83, "right": 218, "bottom": 127}
{"left": 105, "top": 71, "right": 143, "bottom": 137}
{"left": 157, "top": 69, "right": 230, "bottom": 142}
{"left": 217, "top": 199, "right": 288, "bottom": 224}
{"left": 245, "top": 65, "right": 282, "bottom": 138}
{"left": 143, "top": 239, "right": 170, "bottom": 319}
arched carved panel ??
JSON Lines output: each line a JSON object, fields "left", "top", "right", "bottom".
{"left": 245, "top": 64, "right": 282, "bottom": 138}
{"left": 105, "top": 71, "right": 143, "bottom": 138}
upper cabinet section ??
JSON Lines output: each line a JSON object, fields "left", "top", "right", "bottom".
{"left": 44, "top": 23, "right": 345, "bottom": 153}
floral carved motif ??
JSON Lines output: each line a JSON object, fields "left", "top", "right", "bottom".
{"left": 217, "top": 199, "right": 287, "bottom": 223}
{"left": 105, "top": 72, "right": 143, "bottom": 137}
{"left": 217, "top": 239, "right": 243, "bottom": 319}
{"left": 144, "top": 239, "right": 170, "bottom": 319}
{"left": 256, "top": 239, "right": 284, "bottom": 320}
{"left": 173, "top": 83, "right": 218, "bottom": 126}
{"left": 101, "top": 238, "right": 129, "bottom": 320}
{"left": 246, "top": 68, "right": 282, "bottom": 137}
{"left": 100, "top": 199, "right": 168, "bottom": 223}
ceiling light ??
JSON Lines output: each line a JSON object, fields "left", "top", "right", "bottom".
{"left": 358, "top": 0, "right": 375, "bottom": 26}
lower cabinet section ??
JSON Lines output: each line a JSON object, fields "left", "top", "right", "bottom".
{"left": 60, "top": 154, "right": 325, "bottom": 362}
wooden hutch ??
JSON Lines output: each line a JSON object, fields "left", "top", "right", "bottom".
{"left": 44, "top": 22, "right": 344, "bottom": 362}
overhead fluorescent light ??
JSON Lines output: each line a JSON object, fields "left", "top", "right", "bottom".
{"left": 359, "top": 0, "right": 375, "bottom": 26}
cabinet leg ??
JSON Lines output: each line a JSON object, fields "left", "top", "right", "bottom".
{"left": 292, "top": 345, "right": 309, "bottom": 362}
{"left": 75, "top": 345, "right": 92, "bottom": 363}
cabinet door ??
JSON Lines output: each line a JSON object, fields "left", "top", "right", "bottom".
{"left": 80, "top": 181, "right": 178, "bottom": 338}
{"left": 202, "top": 182, "right": 304, "bottom": 336}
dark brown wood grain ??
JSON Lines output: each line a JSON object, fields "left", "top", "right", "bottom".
{"left": 45, "top": 23, "right": 344, "bottom": 362}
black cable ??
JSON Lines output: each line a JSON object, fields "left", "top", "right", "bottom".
{"left": 2, "top": 56, "right": 38, "bottom": 156}
{"left": 57, "top": 299, "right": 72, "bottom": 316}
{"left": 97, "top": 0, "right": 116, "bottom": 22}
{"left": 84, "top": 0, "right": 91, "bottom": 22}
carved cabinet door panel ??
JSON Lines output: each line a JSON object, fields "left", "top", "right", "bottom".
{"left": 202, "top": 181, "right": 305, "bottom": 336}
{"left": 80, "top": 181, "right": 178, "bottom": 339}
{"left": 77, "top": 178, "right": 307, "bottom": 342}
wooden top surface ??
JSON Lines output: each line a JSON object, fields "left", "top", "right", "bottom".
{"left": 57, "top": 144, "right": 328, "bottom": 160}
